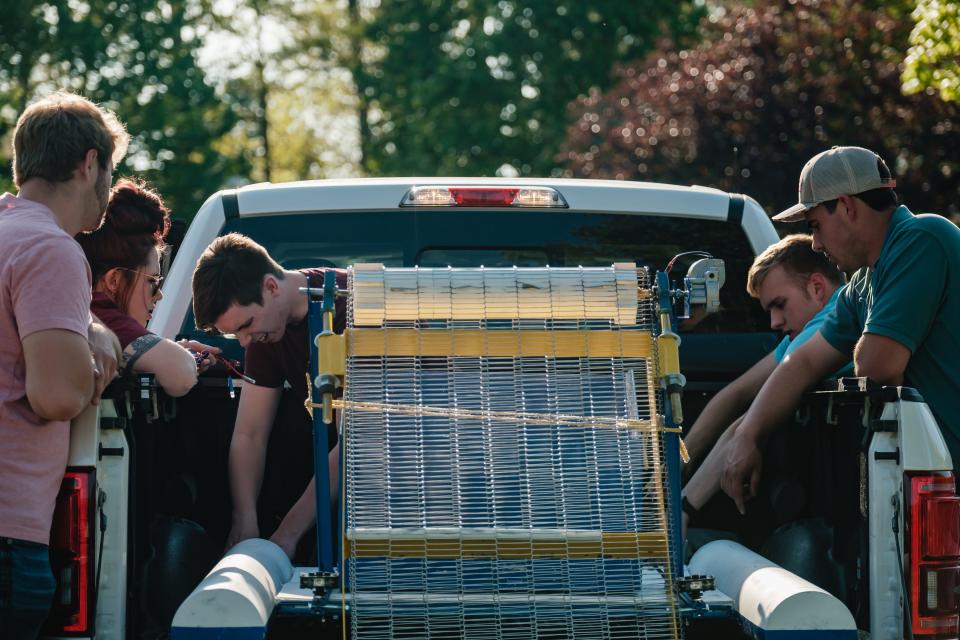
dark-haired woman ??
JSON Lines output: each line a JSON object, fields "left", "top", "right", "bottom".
{"left": 77, "top": 178, "right": 217, "bottom": 396}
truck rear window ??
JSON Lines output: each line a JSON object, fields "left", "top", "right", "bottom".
{"left": 181, "top": 209, "right": 768, "bottom": 340}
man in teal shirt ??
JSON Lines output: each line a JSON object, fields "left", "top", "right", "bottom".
{"left": 721, "top": 146, "right": 960, "bottom": 514}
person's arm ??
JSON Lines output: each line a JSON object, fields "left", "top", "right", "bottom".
{"left": 683, "top": 414, "right": 745, "bottom": 537}
{"left": 270, "top": 439, "right": 340, "bottom": 559}
{"left": 130, "top": 337, "right": 199, "bottom": 397}
{"left": 15, "top": 238, "right": 115, "bottom": 414}
{"left": 22, "top": 329, "right": 97, "bottom": 421}
{"left": 270, "top": 480, "right": 316, "bottom": 559}
{"left": 720, "top": 332, "right": 847, "bottom": 513}
{"left": 225, "top": 383, "right": 282, "bottom": 550}
{"left": 852, "top": 226, "right": 947, "bottom": 385}
{"left": 684, "top": 413, "right": 743, "bottom": 523}
{"left": 684, "top": 352, "right": 778, "bottom": 467}
{"left": 854, "top": 333, "right": 911, "bottom": 385}
{"left": 88, "top": 320, "right": 122, "bottom": 401}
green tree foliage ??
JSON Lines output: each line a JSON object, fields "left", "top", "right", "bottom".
{"left": 903, "top": 0, "right": 960, "bottom": 103}
{"left": 198, "top": 0, "right": 362, "bottom": 184}
{"left": 0, "top": 0, "right": 246, "bottom": 221}
{"left": 362, "top": 0, "right": 703, "bottom": 177}
{"left": 561, "top": 0, "right": 960, "bottom": 219}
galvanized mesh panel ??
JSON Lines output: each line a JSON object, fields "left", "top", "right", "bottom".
{"left": 342, "top": 265, "right": 678, "bottom": 640}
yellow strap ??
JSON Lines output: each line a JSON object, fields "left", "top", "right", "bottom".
{"left": 347, "top": 328, "right": 653, "bottom": 359}
{"left": 346, "top": 532, "right": 670, "bottom": 560}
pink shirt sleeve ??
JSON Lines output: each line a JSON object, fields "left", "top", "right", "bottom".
{"left": 12, "top": 235, "right": 92, "bottom": 340}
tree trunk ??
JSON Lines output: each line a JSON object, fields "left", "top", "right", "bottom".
{"left": 253, "top": 0, "right": 271, "bottom": 182}
{"left": 348, "top": 0, "right": 370, "bottom": 173}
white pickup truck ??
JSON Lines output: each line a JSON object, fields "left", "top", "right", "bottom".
{"left": 45, "top": 178, "right": 959, "bottom": 640}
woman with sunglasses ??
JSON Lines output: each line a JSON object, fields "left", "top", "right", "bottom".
{"left": 76, "top": 178, "right": 218, "bottom": 396}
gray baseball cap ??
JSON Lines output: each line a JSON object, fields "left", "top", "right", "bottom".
{"left": 773, "top": 146, "right": 897, "bottom": 222}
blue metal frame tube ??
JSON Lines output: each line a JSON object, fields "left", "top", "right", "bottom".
{"left": 656, "top": 271, "right": 685, "bottom": 580}
{"left": 307, "top": 274, "right": 336, "bottom": 574}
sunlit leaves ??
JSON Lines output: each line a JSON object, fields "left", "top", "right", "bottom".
{"left": 903, "top": 0, "right": 960, "bottom": 103}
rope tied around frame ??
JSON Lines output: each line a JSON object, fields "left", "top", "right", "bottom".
{"left": 306, "top": 397, "right": 690, "bottom": 462}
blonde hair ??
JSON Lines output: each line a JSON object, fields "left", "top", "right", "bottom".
{"left": 12, "top": 91, "right": 129, "bottom": 187}
{"left": 747, "top": 234, "right": 843, "bottom": 297}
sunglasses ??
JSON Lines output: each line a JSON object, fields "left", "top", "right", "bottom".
{"left": 117, "top": 267, "right": 164, "bottom": 296}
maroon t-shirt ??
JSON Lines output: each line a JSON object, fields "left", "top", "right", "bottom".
{"left": 244, "top": 268, "right": 347, "bottom": 450}
{"left": 90, "top": 291, "right": 150, "bottom": 349}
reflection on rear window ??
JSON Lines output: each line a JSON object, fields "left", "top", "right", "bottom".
{"left": 183, "top": 209, "right": 766, "bottom": 338}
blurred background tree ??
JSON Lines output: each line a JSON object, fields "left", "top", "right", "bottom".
{"left": 3, "top": 0, "right": 960, "bottom": 223}
{"left": 360, "top": 0, "right": 704, "bottom": 177}
{"left": 0, "top": 0, "right": 248, "bottom": 220}
{"left": 903, "top": 0, "right": 960, "bottom": 103}
{"left": 560, "top": 0, "right": 960, "bottom": 219}
{"left": 196, "top": 0, "right": 362, "bottom": 184}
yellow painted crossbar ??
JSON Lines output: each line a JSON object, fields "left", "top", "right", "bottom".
{"left": 347, "top": 329, "right": 653, "bottom": 359}
{"left": 346, "top": 531, "right": 669, "bottom": 560}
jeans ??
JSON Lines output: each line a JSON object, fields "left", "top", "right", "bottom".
{"left": 0, "top": 537, "right": 56, "bottom": 640}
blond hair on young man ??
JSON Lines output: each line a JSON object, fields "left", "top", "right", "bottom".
{"left": 747, "top": 233, "right": 844, "bottom": 298}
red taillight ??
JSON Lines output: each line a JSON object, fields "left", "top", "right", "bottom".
{"left": 400, "top": 185, "right": 568, "bottom": 208}
{"left": 906, "top": 472, "right": 960, "bottom": 638}
{"left": 42, "top": 468, "right": 96, "bottom": 636}
{"left": 448, "top": 187, "right": 519, "bottom": 207}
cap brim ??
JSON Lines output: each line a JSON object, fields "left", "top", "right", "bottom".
{"left": 772, "top": 202, "right": 815, "bottom": 222}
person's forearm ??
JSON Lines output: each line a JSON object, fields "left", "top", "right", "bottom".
{"left": 87, "top": 320, "right": 121, "bottom": 404}
{"left": 685, "top": 415, "right": 742, "bottom": 508}
{"left": 685, "top": 354, "right": 775, "bottom": 465}
{"left": 854, "top": 334, "right": 908, "bottom": 386}
{"left": 328, "top": 445, "right": 340, "bottom": 502}
{"left": 720, "top": 335, "right": 847, "bottom": 513}
{"left": 274, "top": 478, "right": 317, "bottom": 547}
{"left": 146, "top": 339, "right": 199, "bottom": 397}
{"left": 737, "top": 358, "right": 819, "bottom": 444}
{"left": 684, "top": 385, "right": 751, "bottom": 464}
{"left": 273, "top": 446, "right": 340, "bottom": 556}
{"left": 228, "top": 432, "right": 268, "bottom": 516}
{"left": 23, "top": 329, "right": 97, "bottom": 420}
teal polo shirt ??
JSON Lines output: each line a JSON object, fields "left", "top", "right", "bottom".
{"left": 819, "top": 205, "right": 960, "bottom": 468}
{"left": 773, "top": 287, "right": 854, "bottom": 377}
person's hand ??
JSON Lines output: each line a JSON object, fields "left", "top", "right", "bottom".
{"left": 720, "top": 429, "right": 763, "bottom": 515}
{"left": 225, "top": 512, "right": 259, "bottom": 552}
{"left": 88, "top": 322, "right": 122, "bottom": 404}
{"left": 269, "top": 528, "right": 300, "bottom": 561}
{"left": 178, "top": 339, "right": 221, "bottom": 373}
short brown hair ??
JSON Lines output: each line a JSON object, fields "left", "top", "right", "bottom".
{"left": 12, "top": 91, "right": 129, "bottom": 187}
{"left": 747, "top": 234, "right": 843, "bottom": 297}
{"left": 192, "top": 233, "right": 284, "bottom": 332}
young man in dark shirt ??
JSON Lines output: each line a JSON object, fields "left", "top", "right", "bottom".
{"left": 192, "top": 232, "right": 345, "bottom": 559}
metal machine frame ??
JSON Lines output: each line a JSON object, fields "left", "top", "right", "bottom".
{"left": 302, "top": 261, "right": 725, "bottom": 638}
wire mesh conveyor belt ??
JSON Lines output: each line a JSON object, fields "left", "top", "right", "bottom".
{"left": 340, "top": 264, "right": 680, "bottom": 640}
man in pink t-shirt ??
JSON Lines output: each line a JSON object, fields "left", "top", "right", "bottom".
{"left": 0, "top": 92, "right": 127, "bottom": 639}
